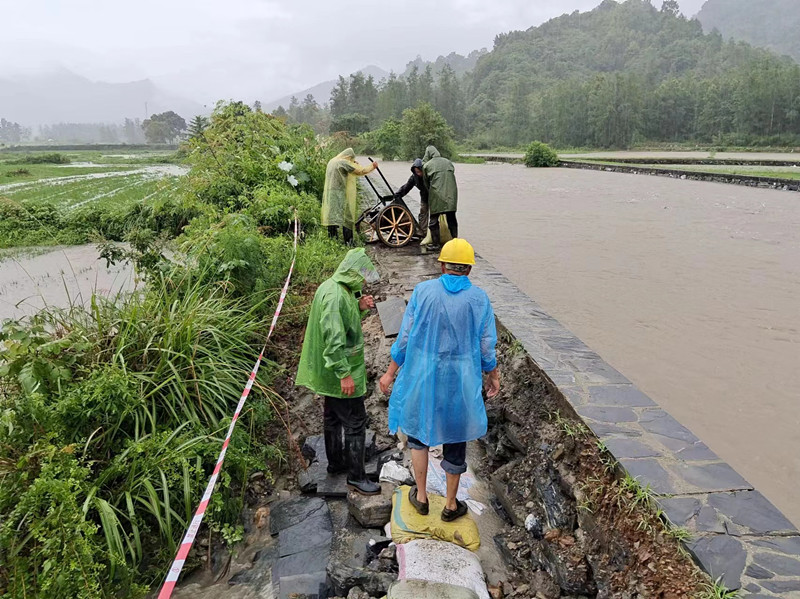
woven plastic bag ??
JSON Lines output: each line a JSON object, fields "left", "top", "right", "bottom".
{"left": 389, "top": 486, "right": 480, "bottom": 551}
{"left": 396, "top": 539, "right": 489, "bottom": 599}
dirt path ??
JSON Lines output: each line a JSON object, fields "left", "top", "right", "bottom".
{"left": 373, "top": 160, "right": 800, "bottom": 527}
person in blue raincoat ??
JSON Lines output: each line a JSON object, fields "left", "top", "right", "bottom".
{"left": 379, "top": 238, "right": 500, "bottom": 521}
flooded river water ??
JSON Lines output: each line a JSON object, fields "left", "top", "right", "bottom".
{"left": 375, "top": 160, "right": 800, "bottom": 526}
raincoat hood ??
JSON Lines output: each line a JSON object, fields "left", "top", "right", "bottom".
{"left": 332, "top": 248, "right": 379, "bottom": 292}
{"left": 441, "top": 274, "right": 471, "bottom": 294}
{"left": 422, "top": 146, "right": 441, "bottom": 162}
{"left": 337, "top": 148, "right": 356, "bottom": 161}
{"left": 411, "top": 158, "right": 423, "bottom": 172}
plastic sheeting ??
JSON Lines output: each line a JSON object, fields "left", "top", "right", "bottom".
{"left": 388, "top": 275, "right": 498, "bottom": 447}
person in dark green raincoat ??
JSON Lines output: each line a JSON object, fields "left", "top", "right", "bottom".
{"left": 422, "top": 145, "right": 458, "bottom": 248}
{"left": 295, "top": 248, "right": 381, "bottom": 495}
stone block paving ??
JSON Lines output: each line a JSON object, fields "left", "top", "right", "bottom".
{"left": 371, "top": 247, "right": 800, "bottom": 596}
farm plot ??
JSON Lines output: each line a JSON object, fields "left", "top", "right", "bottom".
{"left": 0, "top": 167, "right": 185, "bottom": 248}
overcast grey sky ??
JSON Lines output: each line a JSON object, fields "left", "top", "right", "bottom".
{"left": 1, "top": 0, "right": 706, "bottom": 104}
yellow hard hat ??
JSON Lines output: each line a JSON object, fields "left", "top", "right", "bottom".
{"left": 438, "top": 238, "right": 476, "bottom": 266}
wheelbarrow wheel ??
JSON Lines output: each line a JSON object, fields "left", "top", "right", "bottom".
{"left": 358, "top": 218, "right": 380, "bottom": 244}
{"left": 377, "top": 204, "right": 415, "bottom": 248}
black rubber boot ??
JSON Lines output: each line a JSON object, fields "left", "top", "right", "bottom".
{"left": 429, "top": 224, "right": 441, "bottom": 250}
{"left": 324, "top": 428, "right": 346, "bottom": 475}
{"left": 449, "top": 222, "right": 458, "bottom": 239}
{"left": 345, "top": 433, "right": 380, "bottom": 495}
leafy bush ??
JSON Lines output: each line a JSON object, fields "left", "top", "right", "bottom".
{"left": 400, "top": 103, "right": 456, "bottom": 160}
{"left": 5, "top": 167, "right": 31, "bottom": 176}
{"left": 184, "top": 101, "right": 331, "bottom": 210}
{"left": 361, "top": 118, "right": 402, "bottom": 160}
{"left": 13, "top": 152, "right": 71, "bottom": 165}
{"left": 0, "top": 99, "right": 350, "bottom": 598}
{"left": 524, "top": 141, "right": 560, "bottom": 167}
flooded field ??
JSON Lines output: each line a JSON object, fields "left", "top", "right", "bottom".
{"left": 0, "top": 245, "right": 135, "bottom": 322}
{"left": 375, "top": 160, "right": 800, "bottom": 526}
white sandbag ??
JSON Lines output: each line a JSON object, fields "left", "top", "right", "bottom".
{"left": 396, "top": 540, "right": 490, "bottom": 599}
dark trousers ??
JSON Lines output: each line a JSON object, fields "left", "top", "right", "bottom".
{"left": 323, "top": 395, "right": 367, "bottom": 436}
{"left": 328, "top": 225, "right": 353, "bottom": 245}
{"left": 323, "top": 395, "right": 366, "bottom": 474}
{"left": 406, "top": 435, "right": 467, "bottom": 475}
{"left": 417, "top": 201, "right": 429, "bottom": 238}
{"left": 429, "top": 211, "right": 458, "bottom": 243}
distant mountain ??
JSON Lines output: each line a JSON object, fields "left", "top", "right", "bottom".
{"left": 697, "top": 0, "right": 800, "bottom": 62}
{"left": 264, "top": 65, "right": 390, "bottom": 111}
{"left": 401, "top": 50, "right": 488, "bottom": 78}
{"left": 0, "top": 67, "right": 205, "bottom": 127}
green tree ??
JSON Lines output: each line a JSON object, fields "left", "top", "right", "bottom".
{"left": 399, "top": 103, "right": 455, "bottom": 160}
{"left": 435, "top": 65, "right": 464, "bottom": 135}
{"left": 142, "top": 111, "right": 187, "bottom": 144}
{"left": 188, "top": 115, "right": 209, "bottom": 139}
{"left": 0, "top": 118, "right": 27, "bottom": 144}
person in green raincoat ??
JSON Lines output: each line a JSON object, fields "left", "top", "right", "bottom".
{"left": 322, "top": 149, "right": 378, "bottom": 245}
{"left": 422, "top": 145, "right": 458, "bottom": 248}
{"left": 295, "top": 248, "right": 381, "bottom": 495}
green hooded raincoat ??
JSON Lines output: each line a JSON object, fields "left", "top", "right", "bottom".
{"left": 321, "top": 148, "right": 376, "bottom": 230}
{"left": 422, "top": 145, "right": 458, "bottom": 215}
{"left": 295, "top": 248, "right": 378, "bottom": 399}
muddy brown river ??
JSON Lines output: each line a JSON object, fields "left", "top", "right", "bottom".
{"left": 374, "top": 160, "right": 800, "bottom": 527}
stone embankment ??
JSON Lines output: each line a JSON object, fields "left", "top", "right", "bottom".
{"left": 559, "top": 161, "right": 800, "bottom": 192}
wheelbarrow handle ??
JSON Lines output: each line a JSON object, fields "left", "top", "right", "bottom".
{"left": 362, "top": 173, "right": 382, "bottom": 198}
{"left": 368, "top": 157, "right": 396, "bottom": 196}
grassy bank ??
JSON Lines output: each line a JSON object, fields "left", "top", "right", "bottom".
{"left": 0, "top": 102, "right": 346, "bottom": 598}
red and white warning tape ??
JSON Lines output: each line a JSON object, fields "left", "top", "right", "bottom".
{"left": 157, "top": 213, "right": 299, "bottom": 599}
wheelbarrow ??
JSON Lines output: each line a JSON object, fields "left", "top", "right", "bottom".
{"left": 356, "top": 158, "right": 418, "bottom": 248}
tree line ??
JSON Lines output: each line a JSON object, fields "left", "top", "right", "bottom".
{"left": 275, "top": 0, "right": 800, "bottom": 149}
{"left": 0, "top": 112, "right": 193, "bottom": 146}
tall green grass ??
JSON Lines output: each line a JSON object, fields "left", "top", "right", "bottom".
{"left": 0, "top": 101, "right": 345, "bottom": 598}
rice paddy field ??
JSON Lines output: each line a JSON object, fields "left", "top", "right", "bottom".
{"left": 0, "top": 149, "right": 187, "bottom": 248}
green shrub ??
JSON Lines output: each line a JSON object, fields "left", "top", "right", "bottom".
{"left": 524, "top": 141, "right": 559, "bottom": 167}
{"left": 245, "top": 182, "right": 320, "bottom": 235}
{"left": 400, "top": 103, "right": 456, "bottom": 160}
{"left": 14, "top": 152, "right": 71, "bottom": 165}
{"left": 184, "top": 101, "right": 332, "bottom": 210}
{"left": 361, "top": 118, "right": 402, "bottom": 161}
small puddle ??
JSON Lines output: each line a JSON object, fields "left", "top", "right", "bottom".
{"left": 0, "top": 245, "right": 136, "bottom": 322}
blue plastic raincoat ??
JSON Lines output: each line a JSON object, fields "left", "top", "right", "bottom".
{"left": 388, "top": 274, "right": 498, "bottom": 446}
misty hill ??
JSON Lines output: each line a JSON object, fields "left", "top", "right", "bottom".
{"left": 264, "top": 65, "right": 389, "bottom": 111}
{"left": 402, "top": 50, "right": 488, "bottom": 79}
{"left": 459, "top": 0, "right": 800, "bottom": 146}
{"left": 0, "top": 67, "right": 204, "bottom": 127}
{"left": 697, "top": 0, "right": 800, "bottom": 62}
